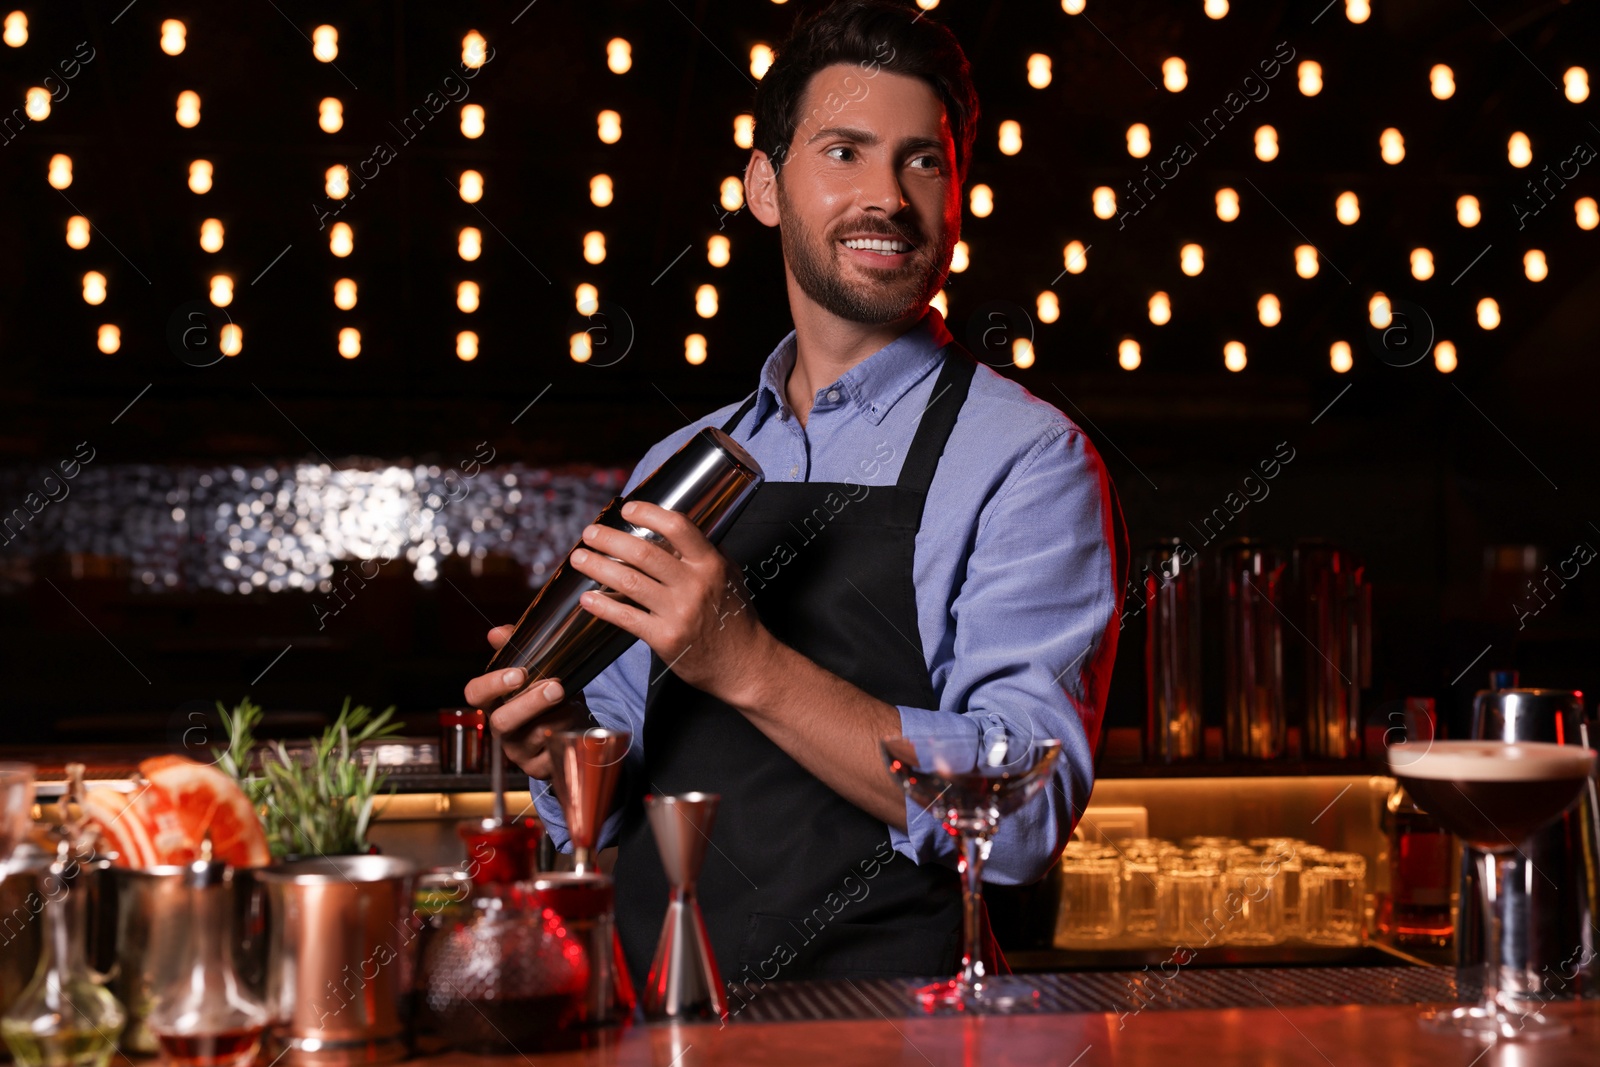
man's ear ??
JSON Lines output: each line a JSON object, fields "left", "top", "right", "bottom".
{"left": 745, "top": 149, "right": 782, "bottom": 229}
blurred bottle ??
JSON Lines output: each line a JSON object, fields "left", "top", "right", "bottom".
{"left": 1143, "top": 539, "right": 1202, "bottom": 763}
{"left": 1293, "top": 541, "right": 1371, "bottom": 759}
{"left": 1376, "top": 698, "right": 1453, "bottom": 948}
{"left": 1219, "top": 540, "right": 1286, "bottom": 760}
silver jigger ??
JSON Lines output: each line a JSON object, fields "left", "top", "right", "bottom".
{"left": 644, "top": 792, "right": 727, "bottom": 1021}
{"left": 546, "top": 728, "right": 630, "bottom": 875}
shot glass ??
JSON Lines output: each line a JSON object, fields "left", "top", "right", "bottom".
{"left": 1300, "top": 851, "right": 1367, "bottom": 945}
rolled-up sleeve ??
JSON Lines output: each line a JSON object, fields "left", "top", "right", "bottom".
{"left": 889, "top": 423, "right": 1124, "bottom": 885}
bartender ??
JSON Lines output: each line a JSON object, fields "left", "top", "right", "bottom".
{"left": 467, "top": 0, "right": 1126, "bottom": 990}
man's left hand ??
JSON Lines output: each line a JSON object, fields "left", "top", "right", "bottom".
{"left": 567, "top": 500, "right": 768, "bottom": 705}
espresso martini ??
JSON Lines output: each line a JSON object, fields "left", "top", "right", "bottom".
{"left": 1390, "top": 741, "right": 1595, "bottom": 853}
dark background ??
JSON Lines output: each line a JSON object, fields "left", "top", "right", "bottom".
{"left": 0, "top": 0, "right": 1595, "bottom": 746}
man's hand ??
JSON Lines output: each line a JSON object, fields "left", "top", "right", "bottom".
{"left": 566, "top": 500, "right": 772, "bottom": 707}
{"left": 465, "top": 624, "right": 588, "bottom": 778}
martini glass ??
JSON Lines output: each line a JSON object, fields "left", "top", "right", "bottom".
{"left": 880, "top": 734, "right": 1062, "bottom": 1014}
{"left": 1388, "top": 739, "right": 1596, "bottom": 1040}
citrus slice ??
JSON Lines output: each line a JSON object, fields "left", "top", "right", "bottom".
{"left": 136, "top": 755, "right": 271, "bottom": 868}
{"left": 81, "top": 786, "right": 158, "bottom": 868}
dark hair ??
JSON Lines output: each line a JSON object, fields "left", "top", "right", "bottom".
{"left": 751, "top": 0, "right": 980, "bottom": 187}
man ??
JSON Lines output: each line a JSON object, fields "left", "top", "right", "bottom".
{"left": 466, "top": 0, "right": 1126, "bottom": 989}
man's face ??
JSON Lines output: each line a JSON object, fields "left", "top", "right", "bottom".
{"left": 770, "top": 63, "right": 960, "bottom": 326}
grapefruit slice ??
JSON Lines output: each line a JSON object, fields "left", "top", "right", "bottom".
{"left": 136, "top": 756, "right": 271, "bottom": 868}
{"left": 81, "top": 786, "right": 158, "bottom": 868}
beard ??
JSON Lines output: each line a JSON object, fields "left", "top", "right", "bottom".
{"left": 776, "top": 179, "right": 952, "bottom": 326}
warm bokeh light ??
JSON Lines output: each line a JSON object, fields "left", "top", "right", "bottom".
{"left": 1476, "top": 297, "right": 1499, "bottom": 329}
{"left": 24, "top": 86, "right": 49, "bottom": 121}
{"left": 66, "top": 216, "right": 89, "bottom": 250}
{"left": 81, "top": 271, "right": 106, "bottom": 305}
{"left": 1148, "top": 291, "right": 1171, "bottom": 325}
{"left": 1163, "top": 57, "right": 1187, "bottom": 92}
{"left": 951, "top": 241, "right": 969, "bottom": 273}
{"left": 1295, "top": 244, "right": 1319, "bottom": 278}
{"left": 733, "top": 114, "right": 754, "bottom": 149}
{"left": 570, "top": 332, "right": 592, "bottom": 363}
{"left": 930, "top": 289, "right": 948, "bottom": 318}
{"left": 3, "top": 10, "right": 25, "bottom": 47}
{"left": 318, "top": 97, "right": 343, "bottom": 134}
{"left": 1126, "top": 123, "right": 1151, "bottom": 158}
{"left": 1012, "top": 338, "right": 1035, "bottom": 370}
{"left": 1410, "top": 248, "right": 1434, "bottom": 280}
{"left": 1330, "top": 341, "right": 1353, "bottom": 373}
{"left": 329, "top": 221, "right": 353, "bottom": 257}
{"left": 1027, "top": 54, "right": 1052, "bottom": 89}
{"left": 1457, "top": 194, "right": 1481, "bottom": 227}
{"left": 1257, "top": 294, "right": 1281, "bottom": 327}
{"left": 160, "top": 19, "right": 186, "bottom": 56}
{"left": 1379, "top": 127, "right": 1404, "bottom": 164}
{"left": 1369, "top": 292, "right": 1391, "bottom": 328}
{"left": 189, "top": 159, "right": 213, "bottom": 194}
{"left": 1062, "top": 0, "right": 1085, "bottom": 12}
{"left": 1254, "top": 125, "right": 1278, "bottom": 161}
{"left": 1179, "top": 243, "right": 1203, "bottom": 276}
{"left": 685, "top": 333, "right": 708, "bottom": 365}
{"left": 589, "top": 174, "right": 613, "bottom": 207}
{"left": 1523, "top": 249, "right": 1547, "bottom": 282}
{"left": 1566, "top": 67, "right": 1590, "bottom": 104}
{"left": 460, "top": 104, "right": 484, "bottom": 138}
{"left": 458, "top": 170, "right": 483, "bottom": 203}
{"left": 1205, "top": 0, "right": 1229, "bottom": 17}
{"left": 209, "top": 274, "right": 233, "bottom": 308}
{"left": 750, "top": 44, "right": 774, "bottom": 79}
{"left": 1224, "top": 341, "right": 1247, "bottom": 372}
{"left": 1335, "top": 190, "right": 1359, "bottom": 224}
{"left": 606, "top": 38, "right": 632, "bottom": 74}
{"left": 219, "top": 323, "right": 242, "bottom": 357}
{"left": 1346, "top": 0, "right": 1370, "bottom": 22}
{"left": 200, "top": 217, "right": 224, "bottom": 253}
{"left": 47, "top": 154, "right": 71, "bottom": 189}
{"left": 325, "top": 165, "right": 348, "bottom": 199}
{"left": 707, "top": 234, "right": 730, "bottom": 268}
{"left": 598, "top": 110, "right": 621, "bottom": 144}
{"left": 1435, "top": 340, "right": 1457, "bottom": 373}
{"left": 1118, "top": 338, "right": 1141, "bottom": 370}
{"left": 97, "top": 324, "right": 120, "bottom": 355}
{"left": 1063, "top": 240, "right": 1087, "bottom": 274}
{"left": 334, "top": 278, "right": 357, "bottom": 310}
{"left": 456, "top": 331, "right": 478, "bottom": 361}
{"left": 1507, "top": 132, "right": 1531, "bottom": 168}
{"left": 582, "top": 231, "right": 606, "bottom": 264}
{"left": 576, "top": 284, "right": 598, "bottom": 314}
{"left": 998, "top": 120, "right": 1022, "bottom": 156}
{"left": 176, "top": 90, "right": 201, "bottom": 127}
{"left": 1037, "top": 291, "right": 1060, "bottom": 324}
{"left": 458, "top": 227, "right": 482, "bottom": 260}
{"left": 456, "top": 280, "right": 480, "bottom": 313}
{"left": 338, "top": 327, "right": 361, "bottom": 359}
{"left": 1215, "top": 187, "right": 1239, "bottom": 221}
{"left": 462, "top": 31, "right": 487, "bottom": 69}
{"left": 1430, "top": 64, "right": 1455, "bottom": 99}
{"left": 1577, "top": 197, "right": 1598, "bottom": 230}
{"left": 1298, "top": 60, "right": 1322, "bottom": 96}
{"left": 969, "top": 184, "right": 994, "bottom": 217}
{"left": 720, "top": 176, "right": 744, "bottom": 212}
{"left": 1092, "top": 186, "right": 1116, "bottom": 219}
{"left": 313, "top": 25, "right": 337, "bottom": 62}
{"left": 695, "top": 284, "right": 718, "bottom": 318}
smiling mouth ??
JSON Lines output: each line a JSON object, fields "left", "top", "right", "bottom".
{"left": 838, "top": 237, "right": 916, "bottom": 260}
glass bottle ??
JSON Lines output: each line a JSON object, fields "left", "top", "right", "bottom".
{"left": 1378, "top": 698, "right": 1454, "bottom": 947}
{"left": 146, "top": 857, "right": 267, "bottom": 1067}
{"left": 0, "top": 842, "right": 125, "bottom": 1067}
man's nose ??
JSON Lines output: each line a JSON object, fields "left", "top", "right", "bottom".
{"left": 856, "top": 156, "right": 909, "bottom": 214}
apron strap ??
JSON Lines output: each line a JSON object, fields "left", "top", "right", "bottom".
{"left": 719, "top": 390, "right": 759, "bottom": 437}
{"left": 894, "top": 343, "right": 977, "bottom": 495}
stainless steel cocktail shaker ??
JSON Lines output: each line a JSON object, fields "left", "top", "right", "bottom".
{"left": 486, "top": 427, "right": 764, "bottom": 700}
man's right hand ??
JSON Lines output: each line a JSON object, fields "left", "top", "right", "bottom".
{"left": 465, "top": 625, "right": 589, "bottom": 779}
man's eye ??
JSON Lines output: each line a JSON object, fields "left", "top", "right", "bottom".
{"left": 827, "top": 146, "right": 855, "bottom": 162}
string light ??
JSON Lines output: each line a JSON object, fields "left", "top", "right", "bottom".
{"left": 1295, "top": 245, "right": 1319, "bottom": 278}
{"left": 338, "top": 327, "right": 361, "bottom": 359}
{"left": 720, "top": 176, "right": 744, "bottom": 211}
{"left": 597, "top": 110, "right": 621, "bottom": 144}
{"left": 82, "top": 271, "right": 106, "bottom": 305}
{"left": 325, "top": 165, "right": 349, "bottom": 199}
{"left": 1410, "top": 248, "right": 1434, "bottom": 280}
{"left": 708, "top": 234, "right": 730, "bottom": 267}
{"left": 456, "top": 331, "right": 478, "bottom": 361}
{"left": 733, "top": 114, "right": 754, "bottom": 149}
{"left": 1205, "top": 0, "right": 1229, "bottom": 18}
{"left": 1335, "top": 191, "right": 1359, "bottom": 224}
{"left": 1566, "top": 67, "right": 1590, "bottom": 104}
{"left": 462, "top": 31, "right": 487, "bottom": 69}
{"left": 570, "top": 332, "right": 592, "bottom": 363}
{"left": 970, "top": 184, "right": 994, "bottom": 217}
{"left": 334, "top": 278, "right": 358, "bottom": 310}
{"left": 1037, "top": 291, "right": 1059, "bottom": 324}
{"left": 1345, "top": 0, "right": 1370, "bottom": 23}
{"left": 695, "top": 285, "right": 718, "bottom": 318}
{"left": 1434, "top": 340, "right": 1457, "bottom": 373}
{"left": 66, "top": 216, "right": 90, "bottom": 249}
{"left": 209, "top": 274, "right": 234, "bottom": 308}
{"left": 97, "top": 324, "right": 120, "bottom": 355}
{"left": 24, "top": 87, "right": 49, "bottom": 121}
{"left": 1215, "top": 187, "right": 1240, "bottom": 221}
{"left": 1063, "top": 240, "right": 1087, "bottom": 274}
{"left": 1258, "top": 294, "right": 1281, "bottom": 327}
{"left": 1430, "top": 64, "right": 1455, "bottom": 99}
{"left": 1523, "top": 249, "right": 1547, "bottom": 282}
{"left": 1378, "top": 127, "right": 1404, "bottom": 164}
{"left": 329, "top": 221, "right": 353, "bottom": 257}
{"left": 1577, "top": 198, "right": 1598, "bottom": 230}
{"left": 318, "top": 98, "right": 343, "bottom": 134}
{"left": 457, "top": 281, "right": 480, "bottom": 313}
{"left": 589, "top": 174, "right": 613, "bottom": 207}
{"left": 159, "top": 20, "right": 185, "bottom": 56}
{"left": 460, "top": 104, "right": 484, "bottom": 138}
{"left": 1476, "top": 297, "right": 1499, "bottom": 329}
{"left": 1126, "top": 123, "right": 1151, "bottom": 158}
{"left": 951, "top": 241, "right": 969, "bottom": 272}
{"left": 459, "top": 170, "right": 483, "bottom": 203}
{"left": 1118, "top": 338, "right": 1142, "bottom": 370}
{"left": 1457, "top": 195, "right": 1481, "bottom": 227}
{"left": 176, "top": 91, "right": 201, "bottom": 128}
{"left": 685, "top": 334, "right": 708, "bottom": 365}
{"left": 200, "top": 218, "right": 224, "bottom": 253}
{"left": 189, "top": 160, "right": 213, "bottom": 194}
{"left": 1062, "top": 0, "right": 1085, "bottom": 13}
{"left": 312, "top": 25, "right": 337, "bottom": 62}
{"left": 1224, "top": 341, "right": 1247, "bottom": 372}
{"left": 1254, "top": 126, "right": 1278, "bottom": 161}
{"left": 575, "top": 284, "right": 598, "bottom": 314}
{"left": 750, "top": 44, "right": 774, "bottom": 79}
{"left": 1369, "top": 292, "right": 1391, "bottom": 328}
{"left": 583, "top": 231, "right": 606, "bottom": 264}
{"left": 930, "top": 290, "right": 948, "bottom": 318}
{"left": 219, "top": 324, "right": 242, "bottom": 357}
{"left": 1148, "top": 292, "right": 1171, "bottom": 325}
{"left": 1092, "top": 186, "right": 1116, "bottom": 219}
{"left": 1012, "top": 338, "right": 1035, "bottom": 369}
{"left": 1507, "top": 132, "right": 1531, "bottom": 168}
{"left": 1027, "top": 54, "right": 1052, "bottom": 89}
{"left": 47, "top": 154, "right": 72, "bottom": 189}
{"left": 606, "top": 38, "right": 632, "bottom": 74}
{"left": 998, "top": 120, "right": 1022, "bottom": 156}
{"left": 3, "top": 11, "right": 25, "bottom": 47}
{"left": 1298, "top": 61, "right": 1322, "bottom": 96}
{"left": 1162, "top": 57, "right": 1187, "bottom": 92}
{"left": 1330, "top": 341, "right": 1353, "bottom": 373}
{"left": 1179, "top": 243, "right": 1203, "bottom": 276}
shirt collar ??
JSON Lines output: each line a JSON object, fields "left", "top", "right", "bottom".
{"left": 753, "top": 306, "right": 954, "bottom": 427}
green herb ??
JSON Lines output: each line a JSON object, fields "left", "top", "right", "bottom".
{"left": 214, "top": 695, "right": 405, "bottom": 859}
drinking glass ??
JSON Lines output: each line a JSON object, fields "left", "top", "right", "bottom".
{"left": 1300, "top": 852, "right": 1367, "bottom": 946}
{"left": 880, "top": 734, "right": 1062, "bottom": 1013}
{"left": 1053, "top": 842, "right": 1120, "bottom": 943}
{"left": 1155, "top": 849, "right": 1224, "bottom": 945}
{"left": 1222, "top": 847, "right": 1286, "bottom": 945}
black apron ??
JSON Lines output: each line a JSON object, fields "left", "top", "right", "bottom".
{"left": 612, "top": 342, "right": 982, "bottom": 991}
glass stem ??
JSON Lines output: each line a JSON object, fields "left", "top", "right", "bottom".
{"left": 1478, "top": 850, "right": 1515, "bottom": 1016}
{"left": 956, "top": 822, "right": 994, "bottom": 995}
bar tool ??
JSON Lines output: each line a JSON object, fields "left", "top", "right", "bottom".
{"left": 643, "top": 792, "right": 726, "bottom": 1021}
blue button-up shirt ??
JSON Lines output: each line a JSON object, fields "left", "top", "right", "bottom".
{"left": 532, "top": 306, "right": 1123, "bottom": 885}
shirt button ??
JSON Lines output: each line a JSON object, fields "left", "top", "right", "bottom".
{"left": 790, "top": 465, "right": 799, "bottom": 478}
{"left": 826, "top": 389, "right": 840, "bottom": 403}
